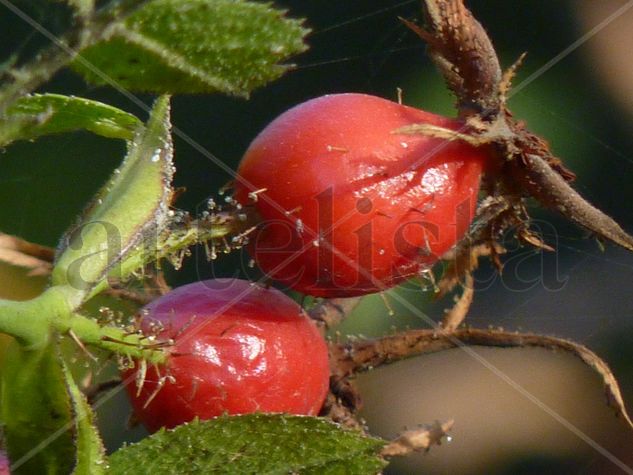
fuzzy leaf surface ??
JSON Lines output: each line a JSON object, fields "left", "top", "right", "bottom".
{"left": 72, "top": 0, "right": 309, "bottom": 96}
{"left": 61, "top": 360, "right": 106, "bottom": 474}
{"left": 52, "top": 95, "right": 173, "bottom": 304}
{"left": 0, "top": 341, "right": 74, "bottom": 474}
{"left": 0, "top": 94, "right": 141, "bottom": 146}
{"left": 108, "top": 414, "right": 387, "bottom": 474}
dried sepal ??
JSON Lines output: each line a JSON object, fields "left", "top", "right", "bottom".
{"left": 0, "top": 232, "right": 54, "bottom": 275}
{"left": 410, "top": 0, "right": 503, "bottom": 114}
{"left": 508, "top": 153, "right": 633, "bottom": 252}
{"left": 405, "top": 0, "right": 633, "bottom": 286}
{"left": 382, "top": 420, "right": 454, "bottom": 457}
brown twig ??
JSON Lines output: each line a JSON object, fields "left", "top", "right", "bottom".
{"left": 331, "top": 327, "right": 633, "bottom": 429}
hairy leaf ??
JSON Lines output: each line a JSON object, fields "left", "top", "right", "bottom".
{"left": 61, "top": 360, "right": 106, "bottom": 474}
{"left": 0, "top": 340, "right": 74, "bottom": 474}
{"left": 108, "top": 414, "right": 387, "bottom": 474}
{"left": 0, "top": 94, "right": 142, "bottom": 146}
{"left": 52, "top": 95, "right": 174, "bottom": 305}
{"left": 71, "top": 0, "right": 309, "bottom": 96}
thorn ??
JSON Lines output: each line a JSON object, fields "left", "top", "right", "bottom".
{"left": 68, "top": 329, "right": 98, "bottom": 362}
{"left": 142, "top": 372, "right": 175, "bottom": 409}
{"left": 418, "top": 268, "right": 438, "bottom": 293}
{"left": 284, "top": 206, "right": 302, "bottom": 216}
{"left": 247, "top": 188, "right": 267, "bottom": 202}
{"left": 380, "top": 292, "right": 395, "bottom": 316}
{"left": 394, "top": 123, "right": 484, "bottom": 147}
{"left": 398, "top": 16, "right": 436, "bottom": 46}
{"left": 135, "top": 359, "right": 147, "bottom": 397}
{"left": 441, "top": 274, "right": 474, "bottom": 332}
{"left": 499, "top": 52, "right": 527, "bottom": 102}
{"left": 171, "top": 186, "right": 187, "bottom": 202}
{"left": 519, "top": 228, "right": 555, "bottom": 252}
{"left": 218, "top": 180, "right": 234, "bottom": 195}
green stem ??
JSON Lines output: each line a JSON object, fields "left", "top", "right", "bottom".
{"left": 80, "top": 211, "right": 248, "bottom": 304}
{"left": 61, "top": 314, "right": 167, "bottom": 364}
{"left": 0, "top": 287, "right": 166, "bottom": 363}
{"left": 0, "top": 210, "right": 250, "bottom": 361}
{"left": 0, "top": 287, "right": 72, "bottom": 348}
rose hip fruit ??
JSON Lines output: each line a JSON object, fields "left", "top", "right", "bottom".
{"left": 234, "top": 93, "right": 488, "bottom": 297}
{"left": 123, "top": 279, "right": 330, "bottom": 433}
{"left": 0, "top": 451, "right": 9, "bottom": 475}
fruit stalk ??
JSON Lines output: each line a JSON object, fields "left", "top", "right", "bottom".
{"left": 0, "top": 287, "right": 166, "bottom": 362}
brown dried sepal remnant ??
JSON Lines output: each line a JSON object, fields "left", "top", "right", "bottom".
{"left": 382, "top": 420, "right": 455, "bottom": 457}
{"left": 401, "top": 0, "right": 633, "bottom": 303}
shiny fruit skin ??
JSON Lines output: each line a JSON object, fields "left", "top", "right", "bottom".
{"left": 234, "top": 93, "right": 487, "bottom": 297}
{"left": 123, "top": 279, "right": 330, "bottom": 433}
{"left": 0, "top": 451, "right": 9, "bottom": 475}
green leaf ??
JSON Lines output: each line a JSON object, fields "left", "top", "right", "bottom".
{"left": 0, "top": 93, "right": 142, "bottom": 146}
{"left": 60, "top": 359, "right": 106, "bottom": 474}
{"left": 72, "top": 0, "right": 309, "bottom": 96}
{"left": 0, "top": 340, "right": 74, "bottom": 475}
{"left": 52, "top": 95, "right": 174, "bottom": 306}
{"left": 108, "top": 415, "right": 387, "bottom": 474}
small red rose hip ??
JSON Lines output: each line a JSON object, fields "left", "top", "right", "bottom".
{"left": 0, "top": 451, "right": 10, "bottom": 475}
{"left": 234, "top": 93, "right": 488, "bottom": 297}
{"left": 123, "top": 279, "right": 330, "bottom": 433}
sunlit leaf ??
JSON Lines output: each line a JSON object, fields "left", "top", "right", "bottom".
{"left": 108, "top": 414, "right": 387, "bottom": 474}
{"left": 0, "top": 93, "right": 142, "bottom": 146}
{"left": 0, "top": 340, "right": 74, "bottom": 474}
{"left": 52, "top": 95, "right": 174, "bottom": 305}
{"left": 72, "top": 0, "right": 309, "bottom": 96}
{"left": 61, "top": 359, "right": 106, "bottom": 474}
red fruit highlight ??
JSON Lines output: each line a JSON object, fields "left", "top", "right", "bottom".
{"left": 235, "top": 93, "right": 487, "bottom": 297}
{"left": 123, "top": 279, "right": 330, "bottom": 432}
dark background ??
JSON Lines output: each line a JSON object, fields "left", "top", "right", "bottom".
{"left": 1, "top": 1, "right": 633, "bottom": 473}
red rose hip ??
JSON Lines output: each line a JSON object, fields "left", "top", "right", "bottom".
{"left": 234, "top": 93, "right": 488, "bottom": 297}
{"left": 123, "top": 279, "right": 330, "bottom": 432}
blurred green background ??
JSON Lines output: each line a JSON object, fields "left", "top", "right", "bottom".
{"left": 1, "top": 0, "right": 633, "bottom": 473}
